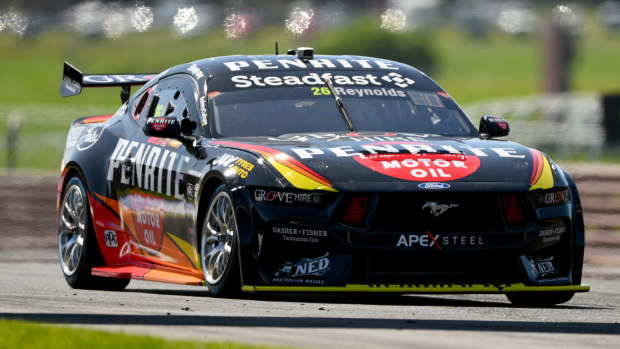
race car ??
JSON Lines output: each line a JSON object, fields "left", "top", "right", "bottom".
{"left": 58, "top": 47, "right": 588, "bottom": 305}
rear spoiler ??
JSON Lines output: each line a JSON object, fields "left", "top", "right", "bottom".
{"left": 60, "top": 62, "right": 157, "bottom": 103}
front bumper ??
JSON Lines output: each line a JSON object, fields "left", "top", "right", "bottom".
{"left": 238, "top": 188, "right": 584, "bottom": 290}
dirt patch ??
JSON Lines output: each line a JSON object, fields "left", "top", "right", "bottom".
{"left": 0, "top": 171, "right": 58, "bottom": 250}
{"left": 1, "top": 165, "right": 619, "bottom": 268}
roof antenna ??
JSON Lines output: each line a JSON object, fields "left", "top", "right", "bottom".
{"left": 275, "top": 42, "right": 279, "bottom": 55}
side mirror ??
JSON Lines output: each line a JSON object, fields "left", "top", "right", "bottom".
{"left": 479, "top": 115, "right": 510, "bottom": 138}
{"left": 143, "top": 117, "right": 181, "bottom": 138}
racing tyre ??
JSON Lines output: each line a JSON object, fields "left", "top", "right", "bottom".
{"left": 506, "top": 292, "right": 574, "bottom": 307}
{"left": 58, "top": 176, "right": 130, "bottom": 291}
{"left": 200, "top": 185, "right": 241, "bottom": 297}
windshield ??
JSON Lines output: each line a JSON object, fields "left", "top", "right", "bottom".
{"left": 208, "top": 72, "right": 477, "bottom": 138}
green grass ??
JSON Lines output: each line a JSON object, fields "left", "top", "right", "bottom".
{"left": 433, "top": 24, "right": 620, "bottom": 103}
{"left": 0, "top": 319, "right": 286, "bottom": 349}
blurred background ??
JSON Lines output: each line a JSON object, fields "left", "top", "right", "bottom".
{"left": 0, "top": 0, "right": 619, "bottom": 170}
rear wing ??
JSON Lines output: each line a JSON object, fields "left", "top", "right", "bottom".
{"left": 60, "top": 62, "right": 157, "bottom": 103}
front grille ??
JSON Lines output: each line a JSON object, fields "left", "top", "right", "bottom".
{"left": 371, "top": 192, "right": 505, "bottom": 232}
{"left": 347, "top": 250, "right": 525, "bottom": 284}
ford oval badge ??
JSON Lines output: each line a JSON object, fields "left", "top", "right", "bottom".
{"left": 418, "top": 182, "right": 450, "bottom": 190}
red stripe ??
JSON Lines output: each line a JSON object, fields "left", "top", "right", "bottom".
{"left": 426, "top": 231, "right": 442, "bottom": 250}
{"left": 530, "top": 150, "right": 543, "bottom": 186}
{"left": 77, "top": 115, "right": 113, "bottom": 124}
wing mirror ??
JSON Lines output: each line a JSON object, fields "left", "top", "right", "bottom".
{"left": 143, "top": 117, "right": 181, "bottom": 138}
{"left": 479, "top": 115, "right": 510, "bottom": 138}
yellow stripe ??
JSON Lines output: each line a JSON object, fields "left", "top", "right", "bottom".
{"left": 529, "top": 155, "right": 555, "bottom": 190}
{"left": 166, "top": 233, "right": 199, "bottom": 270}
{"left": 266, "top": 156, "right": 338, "bottom": 192}
{"left": 242, "top": 283, "right": 590, "bottom": 293}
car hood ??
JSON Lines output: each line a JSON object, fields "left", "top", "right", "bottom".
{"left": 210, "top": 133, "right": 553, "bottom": 192}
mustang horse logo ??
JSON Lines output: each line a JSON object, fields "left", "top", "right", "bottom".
{"left": 422, "top": 202, "right": 459, "bottom": 217}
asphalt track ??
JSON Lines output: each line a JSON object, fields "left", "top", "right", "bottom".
{"left": 1, "top": 248, "right": 619, "bottom": 349}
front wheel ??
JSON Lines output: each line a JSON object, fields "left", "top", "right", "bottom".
{"left": 58, "top": 175, "right": 129, "bottom": 291}
{"left": 200, "top": 185, "right": 241, "bottom": 297}
{"left": 506, "top": 292, "right": 574, "bottom": 307}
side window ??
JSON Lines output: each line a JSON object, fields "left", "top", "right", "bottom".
{"left": 145, "top": 75, "right": 201, "bottom": 137}
{"left": 132, "top": 88, "right": 151, "bottom": 120}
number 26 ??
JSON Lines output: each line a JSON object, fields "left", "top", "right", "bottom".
{"left": 311, "top": 87, "right": 331, "bottom": 95}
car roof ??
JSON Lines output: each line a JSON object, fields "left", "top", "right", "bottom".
{"left": 167, "top": 54, "right": 431, "bottom": 80}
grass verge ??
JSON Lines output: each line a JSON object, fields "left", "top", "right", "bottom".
{"left": 0, "top": 318, "right": 287, "bottom": 349}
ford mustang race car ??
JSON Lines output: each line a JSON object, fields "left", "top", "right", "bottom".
{"left": 58, "top": 48, "right": 588, "bottom": 305}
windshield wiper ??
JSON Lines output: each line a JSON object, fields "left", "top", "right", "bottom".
{"left": 321, "top": 77, "right": 356, "bottom": 132}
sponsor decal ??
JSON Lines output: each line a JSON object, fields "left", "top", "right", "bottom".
{"left": 231, "top": 71, "right": 415, "bottom": 92}
{"left": 488, "top": 116, "right": 508, "bottom": 130}
{"left": 151, "top": 122, "right": 167, "bottom": 131}
{"left": 199, "top": 96, "right": 207, "bottom": 126}
{"left": 520, "top": 255, "right": 571, "bottom": 285}
{"left": 274, "top": 254, "right": 333, "bottom": 284}
{"left": 524, "top": 255, "right": 559, "bottom": 279}
{"left": 77, "top": 124, "right": 108, "bottom": 151}
{"left": 422, "top": 202, "right": 459, "bottom": 217}
{"left": 107, "top": 138, "right": 190, "bottom": 199}
{"left": 271, "top": 226, "right": 327, "bottom": 244}
{"left": 104, "top": 230, "right": 118, "bottom": 248}
{"left": 147, "top": 137, "right": 181, "bottom": 148}
{"left": 214, "top": 154, "right": 254, "bottom": 178}
{"left": 538, "top": 225, "right": 566, "bottom": 243}
{"left": 146, "top": 117, "right": 176, "bottom": 131}
{"left": 232, "top": 72, "right": 381, "bottom": 88}
{"left": 530, "top": 187, "right": 569, "bottom": 208}
{"left": 223, "top": 58, "right": 400, "bottom": 72}
{"left": 396, "top": 231, "right": 484, "bottom": 249}
{"left": 82, "top": 74, "right": 156, "bottom": 84}
{"left": 66, "top": 126, "right": 85, "bottom": 148}
{"left": 276, "top": 255, "right": 330, "bottom": 278}
{"left": 355, "top": 152, "right": 480, "bottom": 182}
{"left": 418, "top": 182, "right": 450, "bottom": 190}
{"left": 289, "top": 141, "right": 524, "bottom": 182}
{"left": 255, "top": 189, "right": 313, "bottom": 204}
{"left": 290, "top": 142, "right": 525, "bottom": 159}
{"left": 381, "top": 72, "right": 415, "bottom": 88}
{"left": 333, "top": 86, "right": 405, "bottom": 98}
{"left": 270, "top": 254, "right": 353, "bottom": 286}
{"left": 535, "top": 257, "right": 558, "bottom": 277}
{"left": 62, "top": 76, "right": 80, "bottom": 94}
{"left": 130, "top": 191, "right": 165, "bottom": 253}
{"left": 366, "top": 283, "right": 513, "bottom": 291}
{"left": 188, "top": 169, "right": 202, "bottom": 178}
{"left": 186, "top": 183, "right": 194, "bottom": 199}
{"left": 544, "top": 189, "right": 569, "bottom": 205}
{"left": 187, "top": 64, "right": 204, "bottom": 79}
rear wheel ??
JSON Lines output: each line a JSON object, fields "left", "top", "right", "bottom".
{"left": 506, "top": 292, "right": 574, "bottom": 307}
{"left": 58, "top": 175, "right": 129, "bottom": 291}
{"left": 200, "top": 185, "right": 241, "bottom": 297}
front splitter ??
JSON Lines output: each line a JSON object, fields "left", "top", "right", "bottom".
{"left": 242, "top": 283, "right": 590, "bottom": 293}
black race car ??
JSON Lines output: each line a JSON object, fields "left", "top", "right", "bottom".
{"left": 57, "top": 48, "right": 588, "bottom": 305}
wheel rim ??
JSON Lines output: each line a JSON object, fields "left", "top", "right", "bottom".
{"left": 58, "top": 183, "right": 86, "bottom": 276}
{"left": 201, "top": 191, "right": 237, "bottom": 284}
